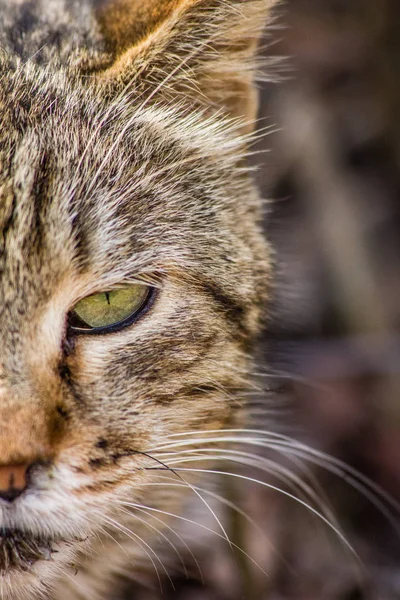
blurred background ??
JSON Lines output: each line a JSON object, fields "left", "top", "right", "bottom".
{"left": 125, "top": 1, "right": 400, "bottom": 598}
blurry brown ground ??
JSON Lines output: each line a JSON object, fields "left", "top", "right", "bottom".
{"left": 124, "top": 1, "right": 400, "bottom": 599}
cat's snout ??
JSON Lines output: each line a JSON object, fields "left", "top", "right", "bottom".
{"left": 0, "top": 463, "right": 28, "bottom": 502}
{"left": 0, "top": 460, "right": 52, "bottom": 503}
{"left": 0, "top": 399, "right": 61, "bottom": 494}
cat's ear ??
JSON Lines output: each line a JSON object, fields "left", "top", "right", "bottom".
{"left": 96, "top": 0, "right": 277, "bottom": 133}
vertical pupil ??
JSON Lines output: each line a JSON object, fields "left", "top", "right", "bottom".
{"left": 70, "top": 285, "right": 150, "bottom": 332}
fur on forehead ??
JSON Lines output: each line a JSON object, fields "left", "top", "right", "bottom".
{"left": 0, "top": 61, "right": 266, "bottom": 291}
{"left": 0, "top": 0, "right": 275, "bottom": 305}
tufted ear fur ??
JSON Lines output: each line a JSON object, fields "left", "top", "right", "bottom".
{"left": 96, "top": 0, "right": 278, "bottom": 133}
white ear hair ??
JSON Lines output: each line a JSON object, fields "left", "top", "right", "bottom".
{"left": 97, "top": 0, "right": 279, "bottom": 134}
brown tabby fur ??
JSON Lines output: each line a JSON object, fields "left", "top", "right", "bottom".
{"left": 0, "top": 0, "right": 277, "bottom": 598}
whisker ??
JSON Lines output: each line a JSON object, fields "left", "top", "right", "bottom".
{"left": 114, "top": 500, "right": 269, "bottom": 578}
{"left": 116, "top": 505, "right": 189, "bottom": 578}
{"left": 152, "top": 447, "right": 337, "bottom": 523}
{"left": 153, "top": 428, "right": 400, "bottom": 521}
{"left": 270, "top": 443, "right": 400, "bottom": 536}
{"left": 152, "top": 438, "right": 400, "bottom": 539}
{"left": 97, "top": 525, "right": 130, "bottom": 559}
{"left": 131, "top": 477, "right": 293, "bottom": 573}
{"left": 148, "top": 463, "right": 361, "bottom": 565}
{"left": 100, "top": 513, "right": 167, "bottom": 592}
{"left": 136, "top": 451, "right": 233, "bottom": 549}
{"left": 156, "top": 448, "right": 342, "bottom": 555}
{"left": 130, "top": 502, "right": 204, "bottom": 584}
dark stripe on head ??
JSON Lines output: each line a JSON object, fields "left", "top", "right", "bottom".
{"left": 69, "top": 208, "right": 91, "bottom": 272}
{"left": 30, "top": 150, "right": 52, "bottom": 248}
{"left": 199, "top": 278, "right": 250, "bottom": 341}
{"left": 0, "top": 195, "right": 17, "bottom": 261}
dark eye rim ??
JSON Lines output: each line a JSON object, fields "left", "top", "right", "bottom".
{"left": 67, "top": 286, "right": 157, "bottom": 336}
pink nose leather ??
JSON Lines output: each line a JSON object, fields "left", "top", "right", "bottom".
{"left": 0, "top": 464, "right": 28, "bottom": 502}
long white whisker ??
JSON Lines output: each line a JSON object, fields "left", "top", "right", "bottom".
{"left": 150, "top": 433, "right": 400, "bottom": 538}
{"left": 140, "top": 452, "right": 233, "bottom": 549}
{"left": 131, "top": 478, "right": 292, "bottom": 573}
{"left": 150, "top": 464, "right": 361, "bottom": 564}
{"left": 270, "top": 443, "right": 400, "bottom": 536}
{"left": 116, "top": 505, "right": 188, "bottom": 578}
{"left": 100, "top": 513, "right": 167, "bottom": 592}
{"left": 114, "top": 500, "right": 269, "bottom": 578}
{"left": 151, "top": 428, "right": 400, "bottom": 520}
{"left": 131, "top": 502, "right": 204, "bottom": 583}
{"left": 152, "top": 447, "right": 338, "bottom": 525}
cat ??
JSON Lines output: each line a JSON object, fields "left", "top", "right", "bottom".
{"left": 0, "top": 0, "right": 279, "bottom": 598}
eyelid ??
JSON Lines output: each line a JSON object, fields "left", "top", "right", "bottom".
{"left": 71, "top": 273, "right": 163, "bottom": 304}
{"left": 67, "top": 286, "right": 157, "bottom": 336}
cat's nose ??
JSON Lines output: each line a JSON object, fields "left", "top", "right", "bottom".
{"left": 0, "top": 463, "right": 29, "bottom": 502}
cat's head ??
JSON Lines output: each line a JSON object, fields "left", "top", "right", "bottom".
{"left": 0, "top": 0, "right": 275, "bottom": 596}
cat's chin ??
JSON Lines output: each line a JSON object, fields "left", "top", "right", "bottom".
{"left": 0, "top": 528, "right": 56, "bottom": 573}
{"left": 0, "top": 530, "right": 84, "bottom": 600}
{"left": 0, "top": 529, "right": 85, "bottom": 598}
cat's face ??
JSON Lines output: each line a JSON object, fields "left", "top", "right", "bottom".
{"left": 0, "top": 0, "right": 274, "bottom": 597}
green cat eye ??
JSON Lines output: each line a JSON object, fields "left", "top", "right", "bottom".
{"left": 68, "top": 285, "right": 152, "bottom": 334}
